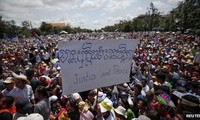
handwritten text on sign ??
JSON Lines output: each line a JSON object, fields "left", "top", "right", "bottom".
{"left": 58, "top": 40, "right": 139, "bottom": 94}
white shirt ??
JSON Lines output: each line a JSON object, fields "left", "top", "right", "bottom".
{"left": 131, "top": 62, "right": 137, "bottom": 74}
{"left": 141, "top": 90, "right": 146, "bottom": 96}
{"left": 8, "top": 84, "right": 35, "bottom": 101}
{"left": 148, "top": 80, "right": 154, "bottom": 89}
{"left": 142, "top": 84, "right": 150, "bottom": 93}
{"left": 42, "top": 52, "right": 50, "bottom": 60}
{"left": 194, "top": 52, "right": 200, "bottom": 64}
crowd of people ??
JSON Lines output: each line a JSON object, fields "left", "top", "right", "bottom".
{"left": 0, "top": 32, "right": 199, "bottom": 120}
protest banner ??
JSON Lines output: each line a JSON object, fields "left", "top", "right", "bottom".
{"left": 58, "top": 39, "right": 139, "bottom": 94}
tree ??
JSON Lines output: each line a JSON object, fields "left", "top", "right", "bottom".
{"left": 19, "top": 21, "right": 32, "bottom": 38}
{"left": 123, "top": 24, "right": 131, "bottom": 32}
{"left": 147, "top": 2, "right": 160, "bottom": 31}
{"left": 32, "top": 28, "right": 42, "bottom": 36}
{"left": 0, "top": 16, "right": 6, "bottom": 38}
{"left": 185, "top": 0, "right": 200, "bottom": 34}
{"left": 63, "top": 24, "right": 73, "bottom": 33}
{"left": 40, "top": 22, "right": 52, "bottom": 35}
{"left": 166, "top": 0, "right": 200, "bottom": 34}
{"left": 52, "top": 26, "right": 62, "bottom": 34}
{"left": 22, "top": 21, "right": 30, "bottom": 29}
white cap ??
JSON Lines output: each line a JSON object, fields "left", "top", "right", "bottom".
{"left": 99, "top": 97, "right": 113, "bottom": 113}
{"left": 94, "top": 92, "right": 106, "bottom": 103}
{"left": 17, "top": 113, "right": 44, "bottom": 120}
{"left": 49, "top": 95, "right": 58, "bottom": 102}
{"left": 72, "top": 93, "right": 82, "bottom": 101}
{"left": 57, "top": 66, "right": 61, "bottom": 70}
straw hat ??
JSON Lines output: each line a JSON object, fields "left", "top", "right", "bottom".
{"left": 78, "top": 101, "right": 90, "bottom": 112}
{"left": 3, "top": 77, "right": 14, "bottom": 84}
{"left": 151, "top": 76, "right": 158, "bottom": 82}
{"left": 186, "top": 59, "right": 193, "bottom": 65}
{"left": 114, "top": 106, "right": 126, "bottom": 118}
{"left": 13, "top": 74, "right": 30, "bottom": 84}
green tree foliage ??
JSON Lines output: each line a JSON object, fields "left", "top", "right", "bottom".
{"left": 122, "top": 20, "right": 132, "bottom": 32}
{"left": 101, "top": 2, "right": 161, "bottom": 32}
{"left": 63, "top": 24, "right": 74, "bottom": 33}
{"left": 0, "top": 18, "right": 19, "bottom": 38}
{"left": 185, "top": 0, "right": 200, "bottom": 34}
{"left": 18, "top": 21, "right": 32, "bottom": 38}
{"left": 22, "top": 21, "right": 31, "bottom": 29}
{"left": 102, "top": 25, "right": 117, "bottom": 32}
{"left": 40, "top": 22, "right": 52, "bottom": 35}
{"left": 162, "top": 0, "right": 200, "bottom": 34}
{"left": 32, "top": 28, "right": 42, "bottom": 36}
{"left": 148, "top": 2, "right": 160, "bottom": 31}
{"left": 52, "top": 26, "right": 62, "bottom": 34}
{"left": 0, "top": 17, "right": 8, "bottom": 38}
{"left": 102, "top": 0, "right": 200, "bottom": 34}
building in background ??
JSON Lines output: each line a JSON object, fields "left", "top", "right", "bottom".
{"left": 50, "top": 23, "right": 65, "bottom": 27}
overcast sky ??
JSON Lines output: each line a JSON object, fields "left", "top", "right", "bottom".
{"left": 0, "top": 0, "right": 183, "bottom": 30}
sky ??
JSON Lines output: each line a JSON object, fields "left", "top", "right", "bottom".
{"left": 0, "top": 0, "right": 184, "bottom": 30}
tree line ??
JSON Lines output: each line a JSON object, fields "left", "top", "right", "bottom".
{"left": 102, "top": 0, "right": 200, "bottom": 35}
{"left": 0, "top": 0, "right": 200, "bottom": 39}
{"left": 0, "top": 19, "right": 93, "bottom": 38}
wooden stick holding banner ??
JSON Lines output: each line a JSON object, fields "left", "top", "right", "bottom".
{"left": 91, "top": 88, "right": 99, "bottom": 111}
{"left": 96, "top": 88, "right": 99, "bottom": 104}
{"left": 94, "top": 88, "right": 103, "bottom": 118}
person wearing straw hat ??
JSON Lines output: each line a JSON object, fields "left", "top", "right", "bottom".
{"left": 175, "top": 93, "right": 200, "bottom": 120}
{"left": 78, "top": 100, "right": 94, "bottom": 120}
{"left": 1, "top": 77, "right": 15, "bottom": 97}
{"left": 8, "top": 74, "right": 35, "bottom": 104}
{"left": 114, "top": 106, "right": 126, "bottom": 120}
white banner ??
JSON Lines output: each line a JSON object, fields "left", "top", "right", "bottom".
{"left": 58, "top": 39, "right": 139, "bottom": 94}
